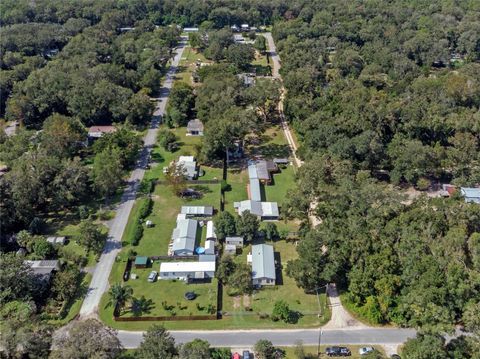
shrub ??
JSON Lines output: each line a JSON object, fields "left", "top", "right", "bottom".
{"left": 131, "top": 224, "right": 144, "bottom": 246}
{"left": 138, "top": 198, "right": 153, "bottom": 220}
{"left": 220, "top": 180, "right": 231, "bottom": 192}
{"left": 78, "top": 205, "right": 90, "bottom": 219}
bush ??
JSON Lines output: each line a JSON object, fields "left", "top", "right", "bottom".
{"left": 220, "top": 180, "right": 231, "bottom": 192}
{"left": 158, "top": 129, "right": 178, "bottom": 152}
{"left": 29, "top": 217, "right": 45, "bottom": 234}
{"left": 138, "top": 198, "right": 153, "bottom": 220}
{"left": 131, "top": 224, "right": 144, "bottom": 246}
{"left": 211, "top": 348, "right": 231, "bottom": 359}
{"left": 139, "top": 179, "right": 155, "bottom": 194}
{"left": 78, "top": 205, "right": 90, "bottom": 220}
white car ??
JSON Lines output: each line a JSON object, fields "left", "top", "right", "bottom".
{"left": 359, "top": 347, "right": 375, "bottom": 356}
{"left": 147, "top": 271, "right": 158, "bottom": 282}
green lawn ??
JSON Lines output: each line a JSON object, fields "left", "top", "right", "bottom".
{"left": 281, "top": 345, "right": 387, "bottom": 358}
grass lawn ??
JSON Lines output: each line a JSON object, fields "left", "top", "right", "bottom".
{"left": 222, "top": 239, "right": 329, "bottom": 328}
{"left": 175, "top": 45, "right": 211, "bottom": 86}
{"left": 281, "top": 345, "right": 386, "bottom": 358}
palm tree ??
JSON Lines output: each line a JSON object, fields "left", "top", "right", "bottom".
{"left": 107, "top": 283, "right": 133, "bottom": 316}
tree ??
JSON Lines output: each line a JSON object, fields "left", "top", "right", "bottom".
{"left": 228, "top": 263, "right": 252, "bottom": 295}
{"left": 254, "top": 339, "right": 275, "bottom": 359}
{"left": 216, "top": 255, "right": 236, "bottom": 284}
{"left": 178, "top": 338, "right": 211, "bottom": 359}
{"left": 52, "top": 319, "right": 122, "bottom": 359}
{"left": 107, "top": 283, "right": 133, "bottom": 315}
{"left": 236, "top": 211, "right": 259, "bottom": 243}
{"left": 211, "top": 348, "right": 232, "bottom": 359}
{"left": 246, "top": 79, "right": 281, "bottom": 123}
{"left": 0, "top": 253, "right": 36, "bottom": 304}
{"left": 158, "top": 129, "right": 178, "bottom": 152}
{"left": 254, "top": 36, "right": 267, "bottom": 54}
{"left": 77, "top": 219, "right": 106, "bottom": 254}
{"left": 226, "top": 43, "right": 255, "bottom": 70}
{"left": 92, "top": 147, "right": 123, "bottom": 197}
{"left": 165, "top": 162, "right": 187, "bottom": 196}
{"left": 264, "top": 222, "right": 279, "bottom": 241}
{"left": 32, "top": 239, "right": 55, "bottom": 259}
{"left": 52, "top": 266, "right": 80, "bottom": 303}
{"left": 131, "top": 296, "right": 154, "bottom": 317}
{"left": 402, "top": 333, "right": 447, "bottom": 359}
{"left": 166, "top": 82, "right": 195, "bottom": 127}
{"left": 137, "top": 325, "right": 177, "bottom": 359}
{"left": 213, "top": 211, "right": 236, "bottom": 239}
{"left": 271, "top": 300, "right": 293, "bottom": 323}
{"left": 40, "top": 114, "right": 86, "bottom": 158}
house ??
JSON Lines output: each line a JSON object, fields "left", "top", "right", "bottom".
{"left": 241, "top": 24, "right": 249, "bottom": 31}
{"left": 248, "top": 160, "right": 278, "bottom": 185}
{"left": 183, "top": 27, "right": 199, "bottom": 32}
{"left": 159, "top": 260, "right": 215, "bottom": 281}
{"left": 273, "top": 158, "right": 289, "bottom": 165}
{"left": 171, "top": 219, "right": 198, "bottom": 256}
{"left": 225, "top": 236, "right": 244, "bottom": 247}
{"left": 87, "top": 126, "right": 116, "bottom": 139}
{"left": 134, "top": 256, "right": 149, "bottom": 268}
{"left": 251, "top": 244, "right": 276, "bottom": 287}
{"left": 205, "top": 239, "right": 215, "bottom": 255}
{"left": 234, "top": 34, "right": 245, "bottom": 43}
{"left": 233, "top": 200, "right": 279, "bottom": 220}
{"left": 224, "top": 244, "right": 237, "bottom": 255}
{"left": 181, "top": 206, "right": 214, "bottom": 217}
{"left": 25, "top": 260, "right": 59, "bottom": 281}
{"left": 206, "top": 221, "right": 217, "bottom": 240}
{"left": 187, "top": 119, "right": 204, "bottom": 136}
{"left": 249, "top": 178, "right": 262, "bottom": 201}
{"left": 177, "top": 156, "right": 199, "bottom": 180}
{"left": 46, "top": 236, "right": 66, "bottom": 245}
{"left": 461, "top": 187, "right": 480, "bottom": 204}
{"left": 238, "top": 73, "right": 255, "bottom": 87}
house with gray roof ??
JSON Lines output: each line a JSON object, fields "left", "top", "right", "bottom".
{"left": 177, "top": 156, "right": 199, "bottom": 180}
{"left": 171, "top": 219, "right": 198, "bottom": 256}
{"left": 251, "top": 244, "right": 276, "bottom": 286}
{"left": 25, "top": 260, "right": 59, "bottom": 281}
{"left": 181, "top": 205, "right": 214, "bottom": 217}
{"left": 234, "top": 200, "right": 279, "bottom": 220}
{"left": 461, "top": 187, "right": 480, "bottom": 204}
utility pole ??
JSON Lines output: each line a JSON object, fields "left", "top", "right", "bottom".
{"left": 316, "top": 284, "right": 328, "bottom": 358}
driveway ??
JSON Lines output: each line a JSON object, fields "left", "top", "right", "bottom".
{"left": 79, "top": 37, "right": 187, "bottom": 318}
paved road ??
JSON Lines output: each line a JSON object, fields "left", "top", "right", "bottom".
{"left": 118, "top": 328, "right": 417, "bottom": 348}
{"left": 79, "top": 38, "right": 187, "bottom": 318}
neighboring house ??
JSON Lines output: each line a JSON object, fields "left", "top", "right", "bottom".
{"left": 204, "top": 239, "right": 215, "bottom": 255}
{"left": 251, "top": 244, "right": 276, "bottom": 287}
{"left": 241, "top": 24, "right": 249, "bottom": 31}
{"left": 183, "top": 27, "right": 199, "bottom": 32}
{"left": 249, "top": 178, "right": 262, "bottom": 201}
{"left": 206, "top": 221, "right": 217, "bottom": 240}
{"left": 461, "top": 187, "right": 480, "bottom": 204}
{"left": 46, "top": 236, "right": 66, "bottom": 245}
{"left": 177, "top": 156, "right": 199, "bottom": 180}
{"left": 159, "top": 260, "right": 215, "bottom": 281}
{"left": 248, "top": 160, "right": 278, "bottom": 185}
{"left": 225, "top": 236, "right": 244, "bottom": 247}
{"left": 234, "top": 200, "right": 279, "bottom": 220}
{"left": 87, "top": 126, "right": 116, "bottom": 139}
{"left": 181, "top": 206, "right": 214, "bottom": 217}
{"left": 187, "top": 119, "right": 204, "bottom": 136}
{"left": 171, "top": 219, "right": 198, "bottom": 256}
{"left": 25, "top": 260, "right": 59, "bottom": 281}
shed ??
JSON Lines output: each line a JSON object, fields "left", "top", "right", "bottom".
{"left": 206, "top": 221, "right": 217, "bottom": 240}
{"left": 181, "top": 206, "right": 214, "bottom": 217}
{"left": 224, "top": 244, "right": 237, "bottom": 255}
{"left": 134, "top": 256, "right": 149, "bottom": 268}
{"left": 205, "top": 239, "right": 215, "bottom": 255}
{"left": 225, "top": 236, "right": 244, "bottom": 247}
{"left": 187, "top": 119, "right": 204, "bottom": 136}
{"left": 251, "top": 244, "right": 276, "bottom": 286}
{"left": 273, "top": 158, "right": 289, "bottom": 165}
{"left": 46, "top": 236, "right": 66, "bottom": 245}
{"left": 461, "top": 187, "right": 480, "bottom": 204}
{"left": 88, "top": 126, "right": 116, "bottom": 139}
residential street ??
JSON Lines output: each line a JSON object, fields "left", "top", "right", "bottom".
{"left": 118, "top": 328, "right": 417, "bottom": 348}
{"left": 78, "top": 37, "right": 187, "bottom": 318}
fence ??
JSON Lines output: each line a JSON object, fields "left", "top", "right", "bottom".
{"left": 155, "top": 179, "right": 220, "bottom": 185}
{"left": 114, "top": 314, "right": 218, "bottom": 322}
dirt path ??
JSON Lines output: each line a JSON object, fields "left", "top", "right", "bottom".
{"left": 323, "top": 284, "right": 368, "bottom": 329}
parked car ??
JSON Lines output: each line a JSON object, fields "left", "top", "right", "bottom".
{"left": 326, "top": 346, "right": 351, "bottom": 357}
{"left": 359, "top": 347, "right": 375, "bottom": 356}
{"left": 147, "top": 271, "right": 157, "bottom": 282}
{"left": 243, "top": 351, "right": 251, "bottom": 359}
{"left": 232, "top": 353, "right": 240, "bottom": 359}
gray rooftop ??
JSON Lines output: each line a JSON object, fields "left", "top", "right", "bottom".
{"left": 172, "top": 219, "right": 198, "bottom": 253}
{"left": 251, "top": 244, "right": 276, "bottom": 280}
{"left": 187, "top": 119, "right": 204, "bottom": 132}
{"left": 235, "top": 200, "right": 263, "bottom": 217}
{"left": 181, "top": 206, "right": 214, "bottom": 216}
{"left": 250, "top": 178, "right": 262, "bottom": 201}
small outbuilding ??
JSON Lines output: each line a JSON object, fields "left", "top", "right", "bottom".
{"left": 225, "top": 236, "right": 244, "bottom": 247}
{"left": 187, "top": 119, "right": 204, "bottom": 136}
{"left": 224, "top": 244, "right": 237, "bottom": 255}
{"left": 206, "top": 221, "right": 217, "bottom": 240}
{"left": 181, "top": 206, "right": 214, "bottom": 217}
{"left": 134, "top": 256, "right": 149, "bottom": 268}
{"left": 205, "top": 239, "right": 215, "bottom": 255}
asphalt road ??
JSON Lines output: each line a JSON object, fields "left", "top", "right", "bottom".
{"left": 118, "top": 328, "right": 417, "bottom": 348}
{"left": 78, "top": 38, "right": 187, "bottom": 318}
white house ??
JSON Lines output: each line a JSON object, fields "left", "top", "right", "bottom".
{"left": 206, "top": 221, "right": 217, "bottom": 240}
{"left": 251, "top": 244, "right": 276, "bottom": 286}
{"left": 171, "top": 219, "right": 198, "bottom": 256}
{"left": 461, "top": 187, "right": 480, "bottom": 204}
{"left": 225, "top": 236, "right": 244, "bottom": 247}
{"left": 181, "top": 205, "right": 214, "bottom": 217}
{"left": 159, "top": 261, "right": 215, "bottom": 281}
{"left": 234, "top": 200, "right": 279, "bottom": 220}
{"left": 177, "top": 156, "right": 198, "bottom": 180}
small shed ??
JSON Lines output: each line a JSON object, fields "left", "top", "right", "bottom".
{"left": 273, "top": 158, "right": 289, "bottom": 165}
{"left": 224, "top": 244, "right": 237, "bottom": 255}
{"left": 187, "top": 119, "right": 204, "bottom": 136}
{"left": 206, "top": 221, "right": 217, "bottom": 240}
{"left": 134, "top": 256, "right": 149, "bottom": 268}
{"left": 225, "top": 236, "right": 244, "bottom": 247}
{"left": 46, "top": 236, "right": 66, "bottom": 245}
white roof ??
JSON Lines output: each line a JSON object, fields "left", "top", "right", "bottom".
{"left": 160, "top": 261, "right": 215, "bottom": 273}
{"left": 261, "top": 202, "right": 279, "bottom": 217}
{"left": 235, "top": 200, "right": 263, "bottom": 216}
{"left": 252, "top": 244, "right": 276, "bottom": 280}
{"left": 206, "top": 221, "right": 217, "bottom": 239}
{"left": 177, "top": 213, "right": 187, "bottom": 222}
{"left": 178, "top": 156, "right": 195, "bottom": 163}
{"left": 181, "top": 206, "right": 214, "bottom": 216}
{"left": 225, "top": 244, "right": 237, "bottom": 251}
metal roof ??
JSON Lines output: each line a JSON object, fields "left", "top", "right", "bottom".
{"left": 250, "top": 178, "right": 262, "bottom": 201}
{"left": 206, "top": 221, "right": 217, "bottom": 240}
{"left": 134, "top": 256, "right": 148, "bottom": 265}
{"left": 461, "top": 187, "right": 480, "bottom": 203}
{"left": 160, "top": 261, "right": 215, "bottom": 273}
{"left": 261, "top": 202, "right": 279, "bottom": 217}
{"left": 181, "top": 206, "right": 214, "bottom": 216}
{"left": 172, "top": 219, "right": 197, "bottom": 253}
{"left": 251, "top": 244, "right": 276, "bottom": 280}
{"left": 187, "top": 119, "right": 204, "bottom": 132}
{"left": 236, "top": 200, "right": 263, "bottom": 217}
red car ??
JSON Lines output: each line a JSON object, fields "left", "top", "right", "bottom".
{"left": 232, "top": 353, "right": 241, "bottom": 359}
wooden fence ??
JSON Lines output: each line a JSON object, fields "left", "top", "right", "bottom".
{"left": 114, "top": 314, "right": 217, "bottom": 322}
{"left": 155, "top": 179, "right": 220, "bottom": 185}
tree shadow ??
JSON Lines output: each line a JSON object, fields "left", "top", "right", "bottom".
{"left": 150, "top": 151, "right": 165, "bottom": 164}
{"left": 257, "top": 144, "right": 291, "bottom": 159}
{"left": 274, "top": 251, "right": 283, "bottom": 285}
{"left": 130, "top": 296, "right": 155, "bottom": 317}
